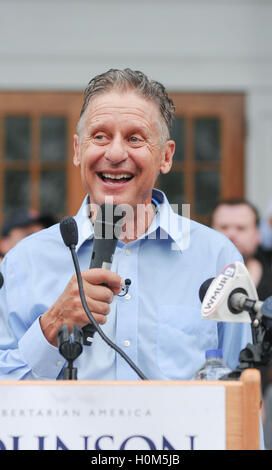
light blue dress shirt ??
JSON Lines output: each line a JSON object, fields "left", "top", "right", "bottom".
{"left": 0, "top": 189, "right": 252, "bottom": 381}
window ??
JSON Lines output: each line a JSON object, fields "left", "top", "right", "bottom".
{"left": 0, "top": 92, "right": 84, "bottom": 226}
{"left": 158, "top": 93, "right": 245, "bottom": 225}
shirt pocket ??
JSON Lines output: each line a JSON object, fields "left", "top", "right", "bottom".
{"left": 157, "top": 305, "right": 218, "bottom": 380}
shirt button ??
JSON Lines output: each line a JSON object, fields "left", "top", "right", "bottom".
{"left": 124, "top": 340, "right": 131, "bottom": 347}
{"left": 125, "top": 293, "right": 131, "bottom": 300}
{"left": 56, "top": 361, "right": 63, "bottom": 367}
{"left": 125, "top": 248, "right": 131, "bottom": 256}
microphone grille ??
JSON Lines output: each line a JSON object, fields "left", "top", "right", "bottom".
{"left": 60, "top": 216, "right": 78, "bottom": 247}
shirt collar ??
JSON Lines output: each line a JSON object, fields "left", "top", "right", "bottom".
{"left": 74, "top": 195, "right": 94, "bottom": 252}
{"left": 73, "top": 189, "right": 190, "bottom": 253}
{"left": 149, "top": 188, "right": 190, "bottom": 252}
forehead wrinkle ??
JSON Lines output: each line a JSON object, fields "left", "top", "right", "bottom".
{"left": 78, "top": 91, "right": 167, "bottom": 145}
{"left": 90, "top": 90, "right": 158, "bottom": 111}
{"left": 86, "top": 102, "right": 156, "bottom": 127}
{"left": 87, "top": 114, "right": 151, "bottom": 136}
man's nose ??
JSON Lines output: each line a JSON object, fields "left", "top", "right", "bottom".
{"left": 104, "top": 136, "right": 128, "bottom": 163}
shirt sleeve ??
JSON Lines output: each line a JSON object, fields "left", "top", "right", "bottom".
{"left": 0, "top": 248, "right": 65, "bottom": 380}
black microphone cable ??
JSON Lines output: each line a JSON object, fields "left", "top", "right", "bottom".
{"left": 60, "top": 216, "right": 148, "bottom": 381}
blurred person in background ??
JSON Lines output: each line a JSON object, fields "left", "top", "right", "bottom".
{"left": 0, "top": 209, "right": 58, "bottom": 257}
{"left": 211, "top": 199, "right": 272, "bottom": 302}
{"left": 211, "top": 198, "right": 272, "bottom": 403}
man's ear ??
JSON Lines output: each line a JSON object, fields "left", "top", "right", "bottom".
{"left": 73, "top": 134, "right": 81, "bottom": 167}
{"left": 160, "top": 140, "right": 175, "bottom": 175}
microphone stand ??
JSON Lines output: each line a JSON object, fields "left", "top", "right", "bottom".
{"left": 222, "top": 298, "right": 272, "bottom": 381}
{"left": 58, "top": 325, "right": 83, "bottom": 380}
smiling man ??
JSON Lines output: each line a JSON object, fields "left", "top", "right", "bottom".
{"left": 73, "top": 74, "right": 175, "bottom": 242}
{"left": 0, "top": 69, "right": 252, "bottom": 381}
{"left": 73, "top": 90, "right": 174, "bottom": 209}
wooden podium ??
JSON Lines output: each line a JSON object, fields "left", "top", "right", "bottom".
{"left": 0, "top": 369, "right": 261, "bottom": 450}
{"left": 198, "top": 368, "right": 261, "bottom": 449}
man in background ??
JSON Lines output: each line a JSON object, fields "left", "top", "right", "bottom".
{"left": 0, "top": 210, "right": 58, "bottom": 257}
{"left": 211, "top": 198, "right": 272, "bottom": 409}
{"left": 211, "top": 199, "right": 272, "bottom": 302}
{"left": 259, "top": 199, "right": 272, "bottom": 251}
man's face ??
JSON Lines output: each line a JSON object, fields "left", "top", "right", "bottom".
{"left": 73, "top": 90, "right": 175, "bottom": 210}
{"left": 212, "top": 204, "right": 260, "bottom": 259}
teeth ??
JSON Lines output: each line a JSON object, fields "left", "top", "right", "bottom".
{"left": 102, "top": 173, "right": 132, "bottom": 180}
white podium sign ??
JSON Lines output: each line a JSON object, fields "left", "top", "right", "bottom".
{"left": 0, "top": 381, "right": 226, "bottom": 450}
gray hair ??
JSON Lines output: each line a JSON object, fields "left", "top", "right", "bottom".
{"left": 77, "top": 68, "right": 175, "bottom": 142}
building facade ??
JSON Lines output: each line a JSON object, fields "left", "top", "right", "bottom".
{"left": 0, "top": 0, "right": 271, "bottom": 223}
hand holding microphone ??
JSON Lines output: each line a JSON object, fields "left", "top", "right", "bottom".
{"left": 57, "top": 213, "right": 147, "bottom": 380}
{"left": 41, "top": 205, "right": 147, "bottom": 380}
{"left": 39, "top": 211, "right": 123, "bottom": 349}
{"left": 41, "top": 269, "right": 123, "bottom": 345}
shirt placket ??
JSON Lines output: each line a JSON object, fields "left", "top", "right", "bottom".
{"left": 114, "top": 242, "right": 140, "bottom": 380}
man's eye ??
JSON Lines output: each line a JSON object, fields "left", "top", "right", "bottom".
{"left": 129, "top": 136, "right": 142, "bottom": 143}
{"left": 93, "top": 134, "right": 109, "bottom": 144}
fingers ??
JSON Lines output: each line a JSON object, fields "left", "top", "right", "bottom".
{"left": 68, "top": 291, "right": 111, "bottom": 319}
{"left": 69, "top": 268, "right": 123, "bottom": 308}
{"left": 81, "top": 268, "right": 124, "bottom": 291}
{"left": 41, "top": 268, "right": 124, "bottom": 346}
{"left": 65, "top": 268, "right": 124, "bottom": 324}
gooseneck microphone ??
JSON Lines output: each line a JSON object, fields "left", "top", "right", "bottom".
{"left": 59, "top": 215, "right": 147, "bottom": 381}
{"left": 60, "top": 215, "right": 79, "bottom": 247}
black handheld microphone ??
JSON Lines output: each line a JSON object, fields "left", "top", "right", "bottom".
{"left": 90, "top": 202, "right": 124, "bottom": 269}
{"left": 83, "top": 203, "right": 125, "bottom": 344}
{"left": 60, "top": 216, "right": 147, "bottom": 381}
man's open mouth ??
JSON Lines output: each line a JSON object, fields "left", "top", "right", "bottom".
{"left": 98, "top": 173, "right": 134, "bottom": 183}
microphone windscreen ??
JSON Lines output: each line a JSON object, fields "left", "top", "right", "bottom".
{"left": 60, "top": 216, "right": 78, "bottom": 247}
{"left": 199, "top": 277, "right": 214, "bottom": 303}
